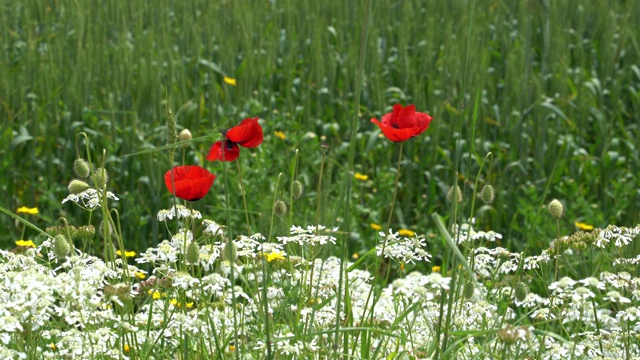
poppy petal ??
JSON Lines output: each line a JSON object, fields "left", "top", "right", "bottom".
{"left": 206, "top": 140, "right": 240, "bottom": 162}
{"left": 164, "top": 166, "right": 215, "bottom": 201}
{"left": 226, "top": 117, "right": 263, "bottom": 148}
{"left": 375, "top": 104, "right": 433, "bottom": 142}
{"left": 371, "top": 118, "right": 420, "bottom": 142}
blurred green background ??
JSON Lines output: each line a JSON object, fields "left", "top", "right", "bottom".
{"left": 2, "top": 0, "right": 639, "bottom": 259}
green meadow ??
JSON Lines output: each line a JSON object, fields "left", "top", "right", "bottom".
{"left": 1, "top": 0, "right": 640, "bottom": 358}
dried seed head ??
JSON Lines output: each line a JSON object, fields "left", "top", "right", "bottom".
{"left": 179, "top": 129, "right": 192, "bottom": 142}
{"left": 76, "top": 225, "right": 96, "bottom": 241}
{"left": 73, "top": 158, "right": 91, "bottom": 178}
{"left": 481, "top": 184, "right": 495, "bottom": 204}
{"left": 320, "top": 143, "right": 330, "bottom": 155}
{"left": 548, "top": 199, "right": 564, "bottom": 219}
{"left": 68, "top": 179, "right": 90, "bottom": 195}
{"left": 291, "top": 180, "right": 303, "bottom": 199}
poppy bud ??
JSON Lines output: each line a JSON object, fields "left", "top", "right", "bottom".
{"left": 186, "top": 241, "right": 200, "bottom": 264}
{"left": 221, "top": 240, "right": 237, "bottom": 262}
{"left": 94, "top": 168, "right": 109, "bottom": 189}
{"left": 463, "top": 281, "right": 475, "bottom": 299}
{"left": 99, "top": 220, "right": 117, "bottom": 240}
{"left": 515, "top": 282, "right": 530, "bottom": 302}
{"left": 447, "top": 185, "right": 463, "bottom": 204}
{"left": 274, "top": 200, "right": 287, "bottom": 217}
{"left": 481, "top": 184, "right": 495, "bottom": 204}
{"left": 53, "top": 234, "right": 71, "bottom": 258}
{"left": 73, "top": 158, "right": 91, "bottom": 178}
{"left": 548, "top": 199, "right": 564, "bottom": 219}
{"left": 68, "top": 179, "right": 90, "bottom": 195}
{"left": 291, "top": 181, "right": 303, "bottom": 199}
{"left": 179, "top": 129, "right": 192, "bottom": 142}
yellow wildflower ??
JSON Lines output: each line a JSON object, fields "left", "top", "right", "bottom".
{"left": 352, "top": 252, "right": 359, "bottom": 260}
{"left": 574, "top": 221, "right": 594, "bottom": 231}
{"left": 354, "top": 173, "right": 368, "bottom": 181}
{"left": 398, "top": 228, "right": 415, "bottom": 237}
{"left": 223, "top": 76, "right": 237, "bottom": 86}
{"left": 370, "top": 223, "right": 382, "bottom": 231}
{"left": 15, "top": 240, "right": 36, "bottom": 248}
{"left": 432, "top": 265, "right": 441, "bottom": 273}
{"left": 17, "top": 206, "right": 38, "bottom": 215}
{"left": 134, "top": 271, "right": 146, "bottom": 280}
{"left": 274, "top": 130, "right": 286, "bottom": 141}
{"left": 149, "top": 290, "right": 163, "bottom": 300}
{"left": 49, "top": 343, "right": 56, "bottom": 351}
{"left": 123, "top": 344, "right": 130, "bottom": 353}
{"left": 266, "top": 251, "right": 286, "bottom": 262}
{"left": 169, "top": 299, "right": 194, "bottom": 308}
{"left": 116, "top": 250, "right": 136, "bottom": 258}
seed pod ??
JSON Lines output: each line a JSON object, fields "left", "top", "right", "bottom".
{"left": 68, "top": 179, "right": 90, "bottom": 195}
{"left": 291, "top": 180, "right": 303, "bottom": 199}
{"left": 94, "top": 168, "right": 109, "bottom": 189}
{"left": 274, "top": 200, "right": 287, "bottom": 217}
{"left": 53, "top": 235, "right": 71, "bottom": 258}
{"left": 447, "top": 185, "right": 463, "bottom": 203}
{"left": 481, "top": 184, "right": 495, "bottom": 204}
{"left": 185, "top": 241, "right": 200, "bottom": 264}
{"left": 463, "top": 281, "right": 475, "bottom": 299}
{"left": 515, "top": 282, "right": 530, "bottom": 302}
{"left": 73, "top": 158, "right": 91, "bottom": 178}
{"left": 221, "top": 240, "right": 237, "bottom": 262}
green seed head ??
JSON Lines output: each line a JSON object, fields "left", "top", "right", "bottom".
{"left": 447, "top": 185, "right": 463, "bottom": 203}
{"left": 53, "top": 234, "right": 71, "bottom": 258}
{"left": 481, "top": 184, "right": 495, "bottom": 204}
{"left": 291, "top": 180, "right": 303, "bottom": 199}
{"left": 274, "top": 200, "right": 287, "bottom": 217}
{"left": 463, "top": 281, "right": 475, "bottom": 299}
{"left": 186, "top": 241, "right": 200, "bottom": 265}
{"left": 68, "top": 179, "right": 90, "bottom": 195}
{"left": 73, "top": 158, "right": 91, "bottom": 178}
{"left": 548, "top": 199, "right": 564, "bottom": 219}
{"left": 515, "top": 282, "right": 530, "bottom": 302}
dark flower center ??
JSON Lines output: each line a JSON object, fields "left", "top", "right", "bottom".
{"left": 391, "top": 123, "right": 400, "bottom": 129}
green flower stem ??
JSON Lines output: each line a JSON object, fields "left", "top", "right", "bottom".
{"left": 354, "top": 142, "right": 403, "bottom": 356}
{"left": 235, "top": 159, "right": 252, "bottom": 234}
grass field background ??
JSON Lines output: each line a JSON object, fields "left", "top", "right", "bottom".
{"left": 2, "top": 0, "right": 640, "bottom": 259}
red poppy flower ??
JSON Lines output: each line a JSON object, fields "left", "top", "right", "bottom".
{"left": 371, "top": 104, "right": 432, "bottom": 142}
{"left": 206, "top": 117, "right": 263, "bottom": 162}
{"left": 164, "top": 166, "right": 216, "bottom": 201}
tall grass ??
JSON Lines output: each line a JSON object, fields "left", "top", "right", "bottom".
{"left": 1, "top": 0, "right": 639, "bottom": 257}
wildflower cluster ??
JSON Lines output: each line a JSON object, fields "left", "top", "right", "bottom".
{"left": 376, "top": 229, "right": 432, "bottom": 264}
